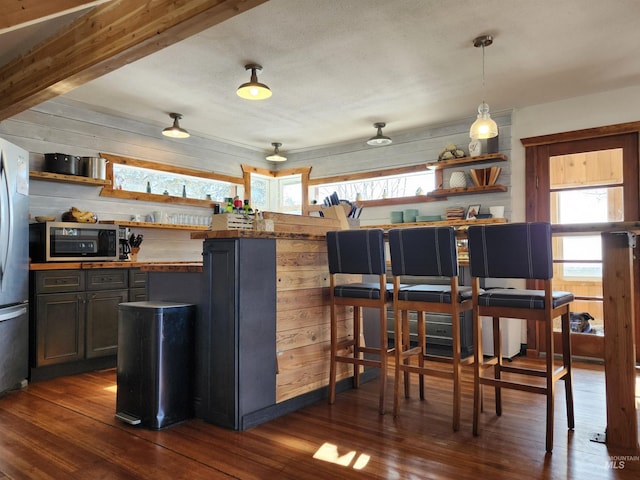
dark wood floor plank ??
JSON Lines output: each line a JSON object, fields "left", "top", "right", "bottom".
{"left": 0, "top": 357, "right": 638, "bottom": 479}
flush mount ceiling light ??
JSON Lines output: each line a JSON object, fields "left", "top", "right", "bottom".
{"left": 162, "top": 113, "right": 190, "bottom": 139}
{"left": 366, "top": 122, "right": 392, "bottom": 146}
{"left": 266, "top": 142, "right": 287, "bottom": 162}
{"left": 469, "top": 34, "right": 498, "bottom": 140}
{"left": 237, "top": 63, "right": 272, "bottom": 100}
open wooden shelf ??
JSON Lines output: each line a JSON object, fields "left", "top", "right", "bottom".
{"left": 29, "top": 170, "right": 110, "bottom": 186}
{"left": 425, "top": 153, "right": 508, "bottom": 170}
{"left": 100, "top": 220, "right": 210, "bottom": 231}
{"left": 369, "top": 217, "right": 507, "bottom": 231}
{"left": 428, "top": 184, "right": 508, "bottom": 198}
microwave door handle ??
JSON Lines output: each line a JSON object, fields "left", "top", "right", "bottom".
{"left": 0, "top": 152, "right": 12, "bottom": 291}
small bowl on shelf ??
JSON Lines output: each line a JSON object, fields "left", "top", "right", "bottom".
{"left": 35, "top": 216, "right": 56, "bottom": 223}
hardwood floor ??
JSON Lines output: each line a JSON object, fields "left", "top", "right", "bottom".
{"left": 0, "top": 357, "right": 638, "bottom": 479}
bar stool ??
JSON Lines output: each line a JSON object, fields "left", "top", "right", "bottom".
{"left": 467, "top": 222, "right": 575, "bottom": 453}
{"left": 388, "top": 226, "right": 473, "bottom": 431}
{"left": 326, "top": 229, "right": 393, "bottom": 414}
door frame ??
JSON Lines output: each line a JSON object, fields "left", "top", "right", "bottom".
{"left": 522, "top": 121, "right": 640, "bottom": 360}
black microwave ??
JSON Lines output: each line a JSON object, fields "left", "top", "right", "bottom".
{"left": 29, "top": 222, "right": 119, "bottom": 262}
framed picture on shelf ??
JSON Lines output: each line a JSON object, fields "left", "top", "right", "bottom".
{"left": 466, "top": 204, "right": 480, "bottom": 220}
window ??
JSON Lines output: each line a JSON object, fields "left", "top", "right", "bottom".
{"left": 101, "top": 153, "right": 245, "bottom": 207}
{"left": 113, "top": 163, "right": 241, "bottom": 200}
{"left": 311, "top": 170, "right": 435, "bottom": 204}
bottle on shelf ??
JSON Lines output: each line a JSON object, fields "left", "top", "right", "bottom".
{"left": 225, "top": 197, "right": 234, "bottom": 213}
{"left": 233, "top": 196, "right": 243, "bottom": 213}
{"left": 146, "top": 181, "right": 151, "bottom": 193}
{"left": 243, "top": 199, "right": 253, "bottom": 214}
{"left": 182, "top": 185, "right": 187, "bottom": 198}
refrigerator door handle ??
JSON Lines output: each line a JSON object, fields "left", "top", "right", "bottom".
{"left": 0, "top": 151, "right": 13, "bottom": 292}
{"left": 0, "top": 304, "right": 27, "bottom": 322}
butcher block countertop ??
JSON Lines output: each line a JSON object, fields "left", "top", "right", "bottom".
{"left": 29, "top": 261, "right": 202, "bottom": 271}
{"left": 190, "top": 230, "right": 325, "bottom": 240}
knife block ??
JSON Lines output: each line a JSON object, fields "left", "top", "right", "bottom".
{"left": 322, "top": 205, "right": 352, "bottom": 230}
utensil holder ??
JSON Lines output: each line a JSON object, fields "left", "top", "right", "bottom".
{"left": 129, "top": 247, "right": 140, "bottom": 262}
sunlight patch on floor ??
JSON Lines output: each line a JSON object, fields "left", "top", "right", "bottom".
{"left": 313, "top": 442, "right": 370, "bottom": 470}
{"left": 104, "top": 384, "right": 117, "bottom": 393}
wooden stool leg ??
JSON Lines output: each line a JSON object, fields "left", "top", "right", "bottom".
{"left": 403, "top": 310, "right": 412, "bottom": 398}
{"left": 493, "top": 317, "right": 502, "bottom": 416}
{"left": 561, "top": 311, "right": 575, "bottom": 429}
{"left": 417, "top": 311, "right": 425, "bottom": 400}
{"left": 545, "top": 317, "right": 555, "bottom": 453}
{"left": 451, "top": 310, "right": 461, "bottom": 432}
{"left": 353, "top": 306, "right": 361, "bottom": 389}
{"left": 393, "top": 305, "right": 403, "bottom": 417}
{"left": 329, "top": 298, "right": 338, "bottom": 405}
{"left": 472, "top": 301, "right": 482, "bottom": 437}
{"left": 379, "top": 304, "right": 387, "bottom": 415}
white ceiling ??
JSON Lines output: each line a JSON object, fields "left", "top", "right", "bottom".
{"left": 3, "top": 0, "right": 640, "bottom": 155}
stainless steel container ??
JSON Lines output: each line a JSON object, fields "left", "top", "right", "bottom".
{"left": 82, "top": 157, "right": 107, "bottom": 179}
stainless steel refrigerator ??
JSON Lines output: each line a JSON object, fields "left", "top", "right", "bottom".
{"left": 0, "top": 137, "right": 29, "bottom": 394}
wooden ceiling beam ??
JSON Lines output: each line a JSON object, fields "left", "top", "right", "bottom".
{"left": 0, "top": 0, "right": 110, "bottom": 33}
{"left": 0, "top": 0, "right": 268, "bottom": 121}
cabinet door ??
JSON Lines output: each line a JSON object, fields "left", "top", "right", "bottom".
{"left": 36, "top": 292, "right": 85, "bottom": 366}
{"left": 85, "top": 289, "right": 128, "bottom": 358}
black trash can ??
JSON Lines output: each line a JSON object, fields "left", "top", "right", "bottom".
{"left": 115, "top": 301, "right": 195, "bottom": 429}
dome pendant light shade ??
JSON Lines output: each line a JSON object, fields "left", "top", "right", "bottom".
{"left": 266, "top": 142, "right": 287, "bottom": 162}
{"left": 367, "top": 122, "right": 392, "bottom": 146}
{"left": 162, "top": 113, "right": 190, "bottom": 139}
{"left": 469, "top": 35, "right": 498, "bottom": 140}
{"left": 237, "top": 64, "right": 272, "bottom": 100}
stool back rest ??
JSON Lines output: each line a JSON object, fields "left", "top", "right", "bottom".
{"left": 326, "top": 229, "right": 386, "bottom": 275}
{"left": 388, "top": 227, "right": 458, "bottom": 277}
{"left": 467, "top": 222, "right": 553, "bottom": 280}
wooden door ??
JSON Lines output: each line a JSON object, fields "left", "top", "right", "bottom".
{"left": 523, "top": 124, "right": 640, "bottom": 360}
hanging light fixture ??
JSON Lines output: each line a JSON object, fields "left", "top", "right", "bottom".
{"left": 469, "top": 35, "right": 498, "bottom": 139}
{"left": 266, "top": 142, "right": 287, "bottom": 162}
{"left": 237, "top": 63, "right": 272, "bottom": 100}
{"left": 366, "top": 122, "right": 392, "bottom": 146}
{"left": 162, "top": 113, "right": 190, "bottom": 139}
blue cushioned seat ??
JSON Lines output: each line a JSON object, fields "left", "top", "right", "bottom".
{"left": 398, "top": 284, "right": 474, "bottom": 304}
{"left": 476, "top": 288, "right": 573, "bottom": 309}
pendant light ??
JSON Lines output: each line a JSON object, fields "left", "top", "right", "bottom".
{"left": 469, "top": 35, "right": 498, "bottom": 139}
{"left": 266, "top": 142, "right": 287, "bottom": 162}
{"left": 366, "top": 122, "right": 392, "bottom": 146}
{"left": 237, "top": 64, "right": 272, "bottom": 100}
{"left": 162, "top": 113, "right": 190, "bottom": 139}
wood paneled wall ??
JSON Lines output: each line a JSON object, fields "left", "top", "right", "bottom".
{"left": 275, "top": 238, "right": 354, "bottom": 402}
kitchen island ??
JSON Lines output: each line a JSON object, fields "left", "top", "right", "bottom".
{"left": 144, "top": 229, "right": 354, "bottom": 430}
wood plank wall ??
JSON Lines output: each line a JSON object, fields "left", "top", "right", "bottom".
{"left": 0, "top": 98, "right": 513, "bottom": 261}
{"left": 275, "top": 238, "right": 355, "bottom": 403}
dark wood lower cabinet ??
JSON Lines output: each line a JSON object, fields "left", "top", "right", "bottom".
{"left": 85, "top": 289, "right": 129, "bottom": 358}
{"left": 35, "top": 292, "right": 85, "bottom": 366}
{"left": 29, "top": 268, "right": 147, "bottom": 380}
